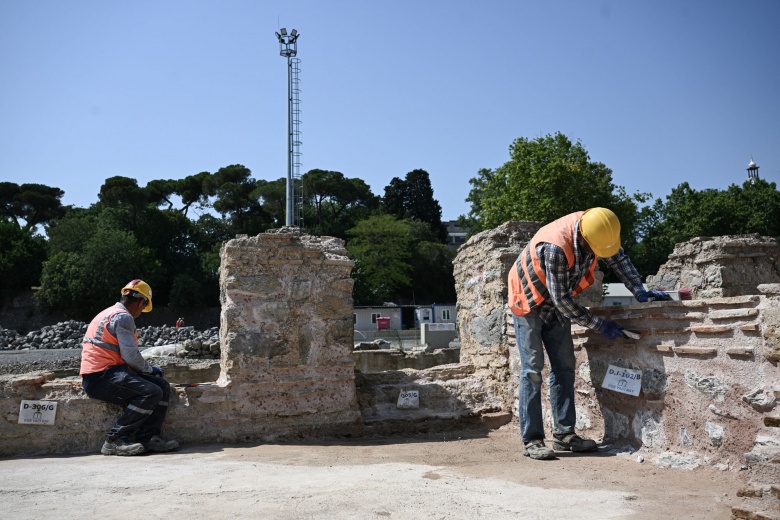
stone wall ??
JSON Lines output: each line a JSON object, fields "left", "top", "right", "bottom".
{"left": 647, "top": 234, "right": 780, "bottom": 299}
{"left": 0, "top": 229, "right": 363, "bottom": 456}
{"left": 447, "top": 222, "right": 780, "bottom": 479}
{"left": 3, "top": 220, "right": 780, "bottom": 498}
{"left": 214, "top": 228, "right": 362, "bottom": 435}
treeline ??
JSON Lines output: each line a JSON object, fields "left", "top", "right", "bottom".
{"left": 3, "top": 132, "right": 779, "bottom": 321}
{"left": 1, "top": 166, "right": 455, "bottom": 321}
{"left": 462, "top": 132, "right": 780, "bottom": 281}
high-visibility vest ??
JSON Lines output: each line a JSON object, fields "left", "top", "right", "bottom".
{"left": 508, "top": 212, "right": 597, "bottom": 317}
{"left": 80, "top": 304, "right": 137, "bottom": 376}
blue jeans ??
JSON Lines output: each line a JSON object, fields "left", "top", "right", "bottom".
{"left": 82, "top": 364, "right": 170, "bottom": 443}
{"left": 513, "top": 312, "right": 576, "bottom": 443}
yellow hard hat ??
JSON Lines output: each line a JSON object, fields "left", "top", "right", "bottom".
{"left": 121, "top": 279, "right": 153, "bottom": 312}
{"left": 580, "top": 208, "right": 621, "bottom": 258}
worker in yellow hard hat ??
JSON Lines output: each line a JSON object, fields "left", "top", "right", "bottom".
{"left": 80, "top": 279, "right": 179, "bottom": 456}
{"left": 507, "top": 208, "right": 669, "bottom": 460}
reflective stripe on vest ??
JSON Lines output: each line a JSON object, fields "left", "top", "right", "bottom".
{"left": 80, "top": 305, "right": 133, "bottom": 376}
{"left": 509, "top": 212, "right": 597, "bottom": 317}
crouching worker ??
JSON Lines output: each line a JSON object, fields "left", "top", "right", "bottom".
{"left": 80, "top": 279, "right": 179, "bottom": 456}
{"left": 509, "top": 208, "right": 668, "bottom": 460}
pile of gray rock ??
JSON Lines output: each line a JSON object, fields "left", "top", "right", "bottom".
{"left": 0, "top": 321, "right": 87, "bottom": 351}
{"left": 0, "top": 322, "right": 221, "bottom": 359}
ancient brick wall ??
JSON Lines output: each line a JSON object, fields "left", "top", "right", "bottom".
{"left": 450, "top": 223, "right": 780, "bottom": 477}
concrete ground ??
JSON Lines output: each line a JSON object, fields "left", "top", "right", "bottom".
{"left": 1, "top": 426, "right": 745, "bottom": 520}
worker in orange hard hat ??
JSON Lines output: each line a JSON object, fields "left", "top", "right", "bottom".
{"left": 80, "top": 279, "right": 179, "bottom": 456}
{"left": 508, "top": 208, "right": 670, "bottom": 460}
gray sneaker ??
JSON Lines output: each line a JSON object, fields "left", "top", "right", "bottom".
{"left": 522, "top": 440, "right": 556, "bottom": 460}
{"left": 552, "top": 433, "right": 598, "bottom": 452}
{"left": 142, "top": 435, "right": 179, "bottom": 453}
{"left": 101, "top": 438, "right": 145, "bottom": 456}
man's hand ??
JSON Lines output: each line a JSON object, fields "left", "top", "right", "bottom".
{"left": 150, "top": 365, "right": 164, "bottom": 377}
{"left": 636, "top": 290, "right": 671, "bottom": 302}
{"left": 599, "top": 320, "right": 624, "bottom": 340}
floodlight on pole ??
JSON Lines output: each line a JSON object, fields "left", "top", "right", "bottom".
{"left": 275, "top": 28, "right": 302, "bottom": 227}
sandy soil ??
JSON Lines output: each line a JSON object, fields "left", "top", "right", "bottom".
{"left": 1, "top": 425, "right": 745, "bottom": 520}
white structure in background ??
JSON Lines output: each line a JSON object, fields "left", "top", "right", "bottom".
{"left": 353, "top": 303, "right": 457, "bottom": 332}
{"left": 602, "top": 283, "right": 680, "bottom": 306}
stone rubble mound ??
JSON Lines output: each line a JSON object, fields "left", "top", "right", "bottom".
{"left": 0, "top": 322, "right": 221, "bottom": 359}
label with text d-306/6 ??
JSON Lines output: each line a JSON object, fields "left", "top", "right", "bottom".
{"left": 18, "top": 400, "right": 58, "bottom": 425}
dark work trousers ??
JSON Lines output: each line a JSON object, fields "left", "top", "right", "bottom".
{"left": 82, "top": 364, "right": 170, "bottom": 443}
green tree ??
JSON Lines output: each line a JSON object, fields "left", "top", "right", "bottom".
{"left": 347, "top": 215, "right": 413, "bottom": 305}
{"left": 0, "top": 221, "right": 47, "bottom": 293}
{"left": 0, "top": 182, "right": 65, "bottom": 232}
{"left": 255, "top": 178, "right": 287, "bottom": 227}
{"left": 302, "top": 169, "right": 379, "bottom": 238}
{"left": 210, "top": 165, "right": 273, "bottom": 235}
{"left": 37, "top": 228, "right": 163, "bottom": 320}
{"left": 632, "top": 179, "right": 780, "bottom": 277}
{"left": 464, "top": 132, "right": 639, "bottom": 233}
{"left": 383, "top": 169, "right": 447, "bottom": 242}
{"left": 401, "top": 220, "right": 456, "bottom": 304}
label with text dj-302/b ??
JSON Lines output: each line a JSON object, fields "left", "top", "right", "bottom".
{"left": 601, "top": 365, "right": 642, "bottom": 396}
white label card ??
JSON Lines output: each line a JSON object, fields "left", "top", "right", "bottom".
{"left": 18, "top": 400, "right": 58, "bottom": 425}
{"left": 601, "top": 365, "right": 642, "bottom": 396}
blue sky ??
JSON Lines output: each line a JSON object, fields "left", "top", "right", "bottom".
{"left": 2, "top": 1, "right": 778, "bottom": 222}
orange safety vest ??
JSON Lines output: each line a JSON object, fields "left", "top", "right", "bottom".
{"left": 80, "top": 304, "right": 137, "bottom": 376}
{"left": 508, "top": 212, "right": 597, "bottom": 317}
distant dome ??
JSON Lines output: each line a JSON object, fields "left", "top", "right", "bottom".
{"left": 748, "top": 158, "right": 756, "bottom": 168}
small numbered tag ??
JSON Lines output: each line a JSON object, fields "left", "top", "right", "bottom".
{"left": 397, "top": 390, "right": 420, "bottom": 409}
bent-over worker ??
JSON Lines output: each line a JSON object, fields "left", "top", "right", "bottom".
{"left": 80, "top": 279, "right": 179, "bottom": 456}
{"left": 508, "top": 208, "right": 668, "bottom": 460}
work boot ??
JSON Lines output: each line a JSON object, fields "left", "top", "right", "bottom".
{"left": 552, "top": 433, "right": 598, "bottom": 452}
{"left": 522, "top": 440, "right": 556, "bottom": 460}
{"left": 142, "top": 435, "right": 179, "bottom": 453}
{"left": 101, "top": 438, "right": 145, "bottom": 456}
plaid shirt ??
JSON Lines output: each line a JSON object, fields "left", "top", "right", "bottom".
{"left": 535, "top": 222, "right": 644, "bottom": 329}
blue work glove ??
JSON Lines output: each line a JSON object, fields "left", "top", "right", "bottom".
{"left": 636, "top": 290, "right": 671, "bottom": 302}
{"left": 149, "top": 365, "right": 164, "bottom": 377}
{"left": 599, "top": 320, "right": 624, "bottom": 340}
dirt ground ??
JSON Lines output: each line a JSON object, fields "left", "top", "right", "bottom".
{"left": 1, "top": 425, "right": 745, "bottom": 520}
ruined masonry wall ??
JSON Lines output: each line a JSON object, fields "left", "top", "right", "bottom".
{"left": 647, "top": 234, "right": 780, "bottom": 299}
{"left": 0, "top": 229, "right": 361, "bottom": 456}
{"left": 215, "top": 229, "right": 361, "bottom": 436}
{"left": 450, "top": 221, "right": 780, "bottom": 476}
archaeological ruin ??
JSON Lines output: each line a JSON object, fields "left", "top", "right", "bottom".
{"left": 1, "top": 224, "right": 778, "bottom": 516}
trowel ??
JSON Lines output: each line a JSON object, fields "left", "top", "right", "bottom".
{"left": 620, "top": 329, "right": 641, "bottom": 340}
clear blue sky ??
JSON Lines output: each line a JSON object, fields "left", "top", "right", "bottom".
{"left": 2, "top": 1, "right": 778, "bottom": 222}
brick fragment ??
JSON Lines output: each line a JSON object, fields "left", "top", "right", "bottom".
{"left": 727, "top": 347, "right": 754, "bottom": 357}
{"left": 672, "top": 346, "right": 718, "bottom": 356}
{"left": 736, "top": 487, "right": 764, "bottom": 498}
{"left": 653, "top": 328, "right": 690, "bottom": 334}
{"left": 651, "top": 342, "right": 675, "bottom": 353}
{"left": 710, "top": 308, "right": 759, "bottom": 320}
{"left": 765, "top": 416, "right": 780, "bottom": 428}
{"left": 740, "top": 322, "right": 760, "bottom": 332}
{"left": 690, "top": 325, "right": 732, "bottom": 334}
